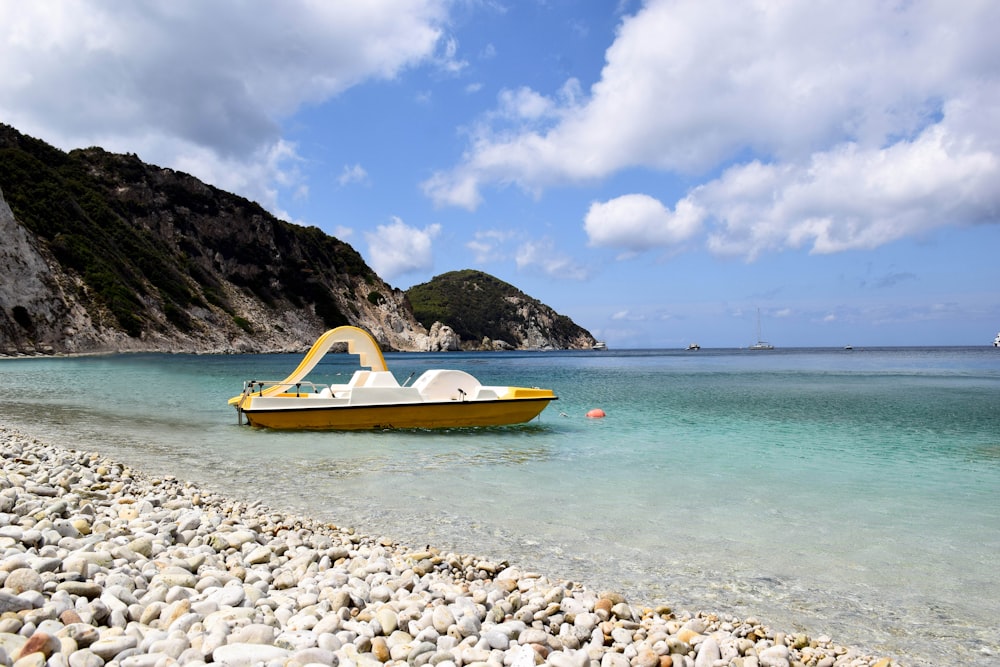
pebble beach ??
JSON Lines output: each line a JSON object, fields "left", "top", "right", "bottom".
{"left": 0, "top": 425, "right": 902, "bottom": 667}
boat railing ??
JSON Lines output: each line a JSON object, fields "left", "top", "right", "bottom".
{"left": 233, "top": 379, "right": 334, "bottom": 426}
{"left": 240, "top": 379, "right": 330, "bottom": 398}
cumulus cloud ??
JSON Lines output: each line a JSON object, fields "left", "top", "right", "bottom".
{"left": 583, "top": 194, "right": 702, "bottom": 254}
{"left": 425, "top": 0, "right": 1000, "bottom": 258}
{"left": 0, "top": 1, "right": 450, "bottom": 214}
{"left": 364, "top": 217, "right": 441, "bottom": 281}
{"left": 700, "top": 113, "right": 1000, "bottom": 259}
{"left": 421, "top": 78, "right": 586, "bottom": 207}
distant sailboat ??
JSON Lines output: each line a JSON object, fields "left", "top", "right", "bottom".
{"left": 749, "top": 308, "right": 774, "bottom": 350}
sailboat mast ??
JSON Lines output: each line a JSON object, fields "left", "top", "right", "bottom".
{"left": 749, "top": 308, "right": 774, "bottom": 349}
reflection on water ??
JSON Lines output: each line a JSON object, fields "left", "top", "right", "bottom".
{"left": 971, "top": 443, "right": 1000, "bottom": 461}
{"left": 287, "top": 441, "right": 555, "bottom": 479}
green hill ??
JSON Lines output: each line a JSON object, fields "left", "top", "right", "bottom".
{"left": 406, "top": 270, "right": 595, "bottom": 350}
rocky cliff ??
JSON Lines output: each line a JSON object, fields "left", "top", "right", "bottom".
{"left": 0, "top": 125, "right": 594, "bottom": 355}
{"left": 0, "top": 125, "right": 439, "bottom": 353}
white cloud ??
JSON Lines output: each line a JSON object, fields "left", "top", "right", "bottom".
{"left": 701, "top": 112, "right": 999, "bottom": 259}
{"left": 514, "top": 238, "right": 590, "bottom": 280}
{"left": 611, "top": 310, "right": 646, "bottom": 321}
{"left": 465, "top": 229, "right": 516, "bottom": 263}
{"left": 0, "top": 1, "right": 449, "bottom": 214}
{"left": 465, "top": 230, "right": 589, "bottom": 279}
{"left": 421, "top": 78, "right": 587, "bottom": 207}
{"left": 584, "top": 193, "right": 703, "bottom": 253}
{"left": 338, "top": 164, "right": 370, "bottom": 187}
{"left": 425, "top": 0, "right": 1000, "bottom": 257}
{"left": 435, "top": 36, "right": 468, "bottom": 75}
{"left": 479, "top": 43, "right": 497, "bottom": 60}
{"left": 365, "top": 217, "right": 441, "bottom": 280}
{"left": 497, "top": 87, "right": 558, "bottom": 121}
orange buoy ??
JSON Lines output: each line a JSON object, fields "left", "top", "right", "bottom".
{"left": 586, "top": 408, "right": 606, "bottom": 419}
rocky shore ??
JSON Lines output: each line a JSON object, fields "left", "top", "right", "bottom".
{"left": 0, "top": 426, "right": 901, "bottom": 667}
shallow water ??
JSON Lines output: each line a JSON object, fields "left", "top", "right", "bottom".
{"left": 1, "top": 347, "right": 998, "bottom": 666}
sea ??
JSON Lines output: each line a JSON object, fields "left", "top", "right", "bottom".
{"left": 1, "top": 346, "right": 998, "bottom": 666}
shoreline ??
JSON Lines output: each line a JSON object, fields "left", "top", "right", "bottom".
{"left": 0, "top": 424, "right": 901, "bottom": 667}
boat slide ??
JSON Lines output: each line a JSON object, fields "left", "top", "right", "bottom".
{"left": 227, "top": 326, "right": 387, "bottom": 404}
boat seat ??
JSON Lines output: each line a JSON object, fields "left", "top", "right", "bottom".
{"left": 362, "top": 371, "right": 401, "bottom": 388}
{"left": 412, "top": 369, "right": 482, "bottom": 401}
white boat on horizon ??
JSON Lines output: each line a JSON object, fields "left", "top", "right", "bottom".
{"left": 994, "top": 332, "right": 999, "bottom": 347}
{"left": 749, "top": 308, "right": 774, "bottom": 350}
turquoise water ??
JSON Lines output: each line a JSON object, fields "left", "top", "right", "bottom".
{"left": 1, "top": 347, "right": 998, "bottom": 666}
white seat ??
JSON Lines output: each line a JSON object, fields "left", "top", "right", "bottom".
{"left": 362, "top": 371, "right": 401, "bottom": 388}
{"left": 412, "top": 369, "right": 482, "bottom": 401}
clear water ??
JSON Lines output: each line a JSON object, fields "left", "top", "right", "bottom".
{"left": 1, "top": 347, "right": 998, "bottom": 666}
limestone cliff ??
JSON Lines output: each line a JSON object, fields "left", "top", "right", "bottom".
{"left": 0, "top": 187, "right": 96, "bottom": 354}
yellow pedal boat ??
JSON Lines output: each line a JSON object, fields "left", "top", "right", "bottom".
{"left": 228, "top": 326, "right": 558, "bottom": 430}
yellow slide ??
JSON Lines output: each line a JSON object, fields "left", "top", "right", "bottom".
{"left": 229, "top": 326, "right": 388, "bottom": 404}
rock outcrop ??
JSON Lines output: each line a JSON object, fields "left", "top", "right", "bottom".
{"left": 0, "top": 188, "right": 97, "bottom": 354}
{"left": 426, "top": 322, "right": 463, "bottom": 352}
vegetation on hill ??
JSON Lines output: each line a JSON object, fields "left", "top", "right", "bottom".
{"left": 0, "top": 124, "right": 375, "bottom": 337}
{"left": 406, "top": 269, "right": 591, "bottom": 348}
{"left": 0, "top": 129, "right": 196, "bottom": 335}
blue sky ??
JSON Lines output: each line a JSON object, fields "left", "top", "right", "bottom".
{"left": 2, "top": 0, "right": 998, "bottom": 348}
